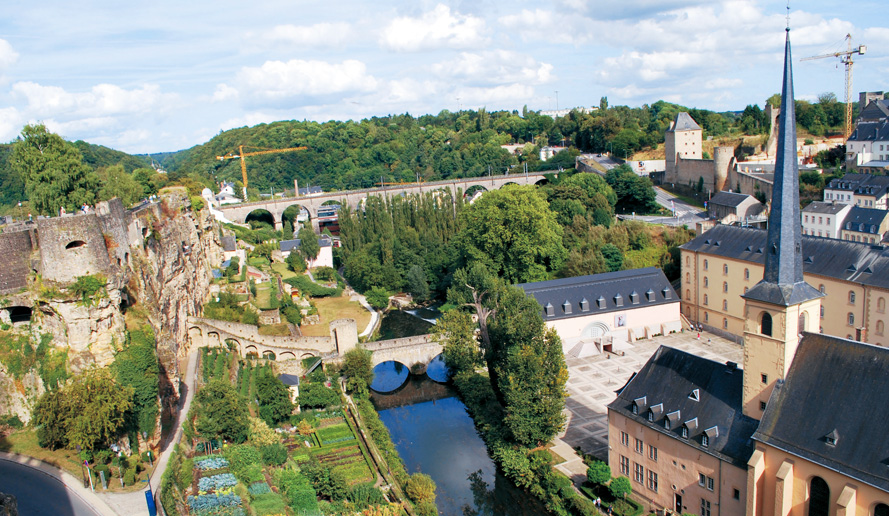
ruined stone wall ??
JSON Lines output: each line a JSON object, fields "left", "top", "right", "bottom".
{"left": 0, "top": 229, "right": 35, "bottom": 294}
{"left": 37, "top": 213, "right": 114, "bottom": 284}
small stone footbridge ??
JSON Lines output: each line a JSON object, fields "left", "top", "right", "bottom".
{"left": 188, "top": 316, "right": 442, "bottom": 370}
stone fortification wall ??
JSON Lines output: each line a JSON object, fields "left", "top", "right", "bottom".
{"left": 674, "top": 158, "right": 717, "bottom": 192}
{"left": 731, "top": 170, "right": 773, "bottom": 201}
{"left": 37, "top": 212, "right": 114, "bottom": 284}
{"left": 0, "top": 229, "right": 36, "bottom": 294}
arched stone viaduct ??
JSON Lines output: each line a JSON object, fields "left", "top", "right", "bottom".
{"left": 187, "top": 317, "right": 357, "bottom": 361}
{"left": 218, "top": 172, "right": 551, "bottom": 230}
{"left": 362, "top": 334, "right": 443, "bottom": 372}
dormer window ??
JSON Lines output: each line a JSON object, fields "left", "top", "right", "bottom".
{"left": 646, "top": 289, "right": 655, "bottom": 302}
{"left": 648, "top": 403, "right": 663, "bottom": 423}
{"left": 688, "top": 389, "right": 700, "bottom": 402}
{"left": 662, "top": 287, "right": 671, "bottom": 300}
{"left": 648, "top": 412, "right": 654, "bottom": 421}
{"left": 632, "top": 404, "right": 638, "bottom": 414}
{"left": 704, "top": 426, "right": 719, "bottom": 446}
{"left": 665, "top": 410, "right": 680, "bottom": 430}
{"left": 683, "top": 418, "right": 698, "bottom": 436}
{"left": 544, "top": 303, "right": 554, "bottom": 316}
{"left": 597, "top": 296, "right": 606, "bottom": 309}
{"left": 825, "top": 429, "right": 839, "bottom": 446}
{"left": 563, "top": 300, "right": 572, "bottom": 315}
{"left": 681, "top": 427, "right": 689, "bottom": 438}
{"left": 702, "top": 434, "right": 709, "bottom": 447}
{"left": 630, "top": 291, "right": 639, "bottom": 304}
{"left": 614, "top": 294, "right": 624, "bottom": 307}
{"left": 580, "top": 298, "right": 590, "bottom": 312}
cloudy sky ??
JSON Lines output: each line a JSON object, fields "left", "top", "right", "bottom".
{"left": 0, "top": 0, "right": 887, "bottom": 154}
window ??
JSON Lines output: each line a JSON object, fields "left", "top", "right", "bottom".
{"left": 723, "top": 299, "right": 728, "bottom": 310}
{"left": 820, "top": 284, "right": 826, "bottom": 294}
{"left": 850, "top": 291, "right": 856, "bottom": 304}
{"left": 632, "top": 404, "right": 638, "bottom": 414}
{"left": 819, "top": 217, "right": 823, "bottom": 224}
{"left": 686, "top": 272, "right": 690, "bottom": 284}
{"left": 723, "top": 264, "right": 728, "bottom": 275}
{"left": 761, "top": 373, "right": 768, "bottom": 384}
{"left": 686, "top": 256, "right": 690, "bottom": 266}
{"left": 733, "top": 489, "right": 741, "bottom": 501}
{"left": 701, "top": 499, "right": 712, "bottom": 516}
{"left": 723, "top": 318, "right": 728, "bottom": 329}
{"left": 799, "top": 312, "right": 807, "bottom": 332}
{"left": 702, "top": 434, "right": 709, "bottom": 447}
{"left": 686, "top": 289, "right": 690, "bottom": 300}
{"left": 760, "top": 401, "right": 767, "bottom": 411}
{"left": 708, "top": 477, "right": 714, "bottom": 491}
{"left": 744, "top": 268, "right": 750, "bottom": 280}
{"left": 761, "top": 312, "right": 772, "bottom": 336}
{"left": 699, "top": 474, "right": 706, "bottom": 487}
{"left": 620, "top": 431, "right": 629, "bottom": 446}
{"left": 805, "top": 215, "right": 809, "bottom": 223}
{"left": 808, "top": 477, "right": 830, "bottom": 516}
{"left": 704, "top": 294, "right": 709, "bottom": 306}
{"left": 704, "top": 259, "right": 709, "bottom": 270}
{"left": 874, "top": 503, "right": 889, "bottom": 516}
{"left": 821, "top": 305, "right": 825, "bottom": 319}
{"left": 704, "top": 312, "right": 709, "bottom": 323}
{"left": 704, "top": 277, "right": 709, "bottom": 288}
{"left": 647, "top": 470, "right": 658, "bottom": 492}
{"left": 848, "top": 313, "right": 855, "bottom": 326}
{"left": 879, "top": 298, "right": 886, "bottom": 313}
{"left": 723, "top": 281, "right": 728, "bottom": 293}
{"left": 620, "top": 455, "right": 630, "bottom": 476}
{"left": 878, "top": 320, "right": 884, "bottom": 336}
{"left": 681, "top": 427, "right": 688, "bottom": 438}
{"left": 744, "top": 287, "right": 748, "bottom": 294}
{"left": 633, "top": 462, "right": 644, "bottom": 483}
{"left": 648, "top": 445, "right": 658, "bottom": 462}
{"left": 634, "top": 438, "right": 643, "bottom": 454}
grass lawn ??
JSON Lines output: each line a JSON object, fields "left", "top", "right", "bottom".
{"left": 270, "top": 262, "right": 297, "bottom": 280}
{"left": 258, "top": 324, "right": 291, "bottom": 336}
{"left": 299, "top": 295, "right": 371, "bottom": 337}
{"left": 254, "top": 283, "right": 273, "bottom": 309}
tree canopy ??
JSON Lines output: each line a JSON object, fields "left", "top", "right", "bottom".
{"left": 195, "top": 379, "right": 251, "bottom": 443}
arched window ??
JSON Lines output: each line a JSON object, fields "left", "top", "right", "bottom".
{"left": 799, "top": 312, "right": 807, "bottom": 332}
{"left": 744, "top": 268, "right": 750, "bottom": 280}
{"left": 877, "top": 321, "right": 884, "bottom": 336}
{"left": 874, "top": 503, "right": 889, "bottom": 516}
{"left": 849, "top": 291, "right": 856, "bottom": 304}
{"left": 723, "top": 281, "right": 728, "bottom": 293}
{"left": 686, "top": 256, "right": 690, "bottom": 266}
{"left": 704, "top": 259, "right": 709, "bottom": 270}
{"left": 686, "top": 272, "right": 690, "bottom": 284}
{"left": 820, "top": 284, "right": 826, "bottom": 294}
{"left": 722, "top": 299, "right": 728, "bottom": 310}
{"left": 704, "top": 277, "right": 709, "bottom": 288}
{"left": 723, "top": 318, "right": 728, "bottom": 329}
{"left": 879, "top": 298, "right": 886, "bottom": 314}
{"left": 686, "top": 289, "right": 690, "bottom": 300}
{"left": 761, "top": 313, "right": 773, "bottom": 336}
{"left": 808, "top": 477, "right": 830, "bottom": 516}
{"left": 723, "top": 264, "right": 728, "bottom": 275}
{"left": 848, "top": 313, "right": 855, "bottom": 326}
{"left": 704, "top": 294, "right": 709, "bottom": 306}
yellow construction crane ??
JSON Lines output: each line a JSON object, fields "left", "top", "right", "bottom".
{"left": 801, "top": 34, "right": 867, "bottom": 140}
{"left": 216, "top": 145, "right": 308, "bottom": 199}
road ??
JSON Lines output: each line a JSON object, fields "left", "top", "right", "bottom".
{"left": 0, "top": 458, "right": 102, "bottom": 516}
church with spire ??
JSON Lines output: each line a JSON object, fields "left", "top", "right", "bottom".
{"left": 607, "top": 28, "right": 889, "bottom": 516}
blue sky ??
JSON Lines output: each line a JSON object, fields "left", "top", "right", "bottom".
{"left": 0, "top": 0, "right": 886, "bottom": 154}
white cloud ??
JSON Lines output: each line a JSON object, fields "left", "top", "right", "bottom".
{"left": 264, "top": 23, "right": 352, "bottom": 48}
{"left": 0, "top": 39, "right": 18, "bottom": 71}
{"left": 431, "top": 50, "right": 554, "bottom": 85}
{"left": 11, "top": 82, "right": 176, "bottom": 118}
{"left": 0, "top": 107, "right": 22, "bottom": 143}
{"left": 237, "top": 59, "right": 378, "bottom": 102}
{"left": 212, "top": 84, "right": 239, "bottom": 102}
{"left": 455, "top": 83, "right": 536, "bottom": 106}
{"left": 380, "top": 4, "right": 488, "bottom": 52}
{"left": 499, "top": 9, "right": 593, "bottom": 44}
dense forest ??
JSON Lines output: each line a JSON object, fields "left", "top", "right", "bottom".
{"left": 0, "top": 92, "right": 861, "bottom": 213}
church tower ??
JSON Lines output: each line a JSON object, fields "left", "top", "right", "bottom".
{"left": 740, "top": 29, "right": 823, "bottom": 419}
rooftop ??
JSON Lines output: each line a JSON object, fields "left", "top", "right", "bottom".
{"left": 517, "top": 267, "right": 678, "bottom": 320}
{"left": 709, "top": 191, "right": 755, "bottom": 208}
{"left": 608, "top": 345, "right": 758, "bottom": 467}
{"left": 802, "top": 201, "right": 850, "bottom": 215}
{"left": 754, "top": 333, "right": 889, "bottom": 492}
{"left": 668, "top": 112, "right": 702, "bottom": 132}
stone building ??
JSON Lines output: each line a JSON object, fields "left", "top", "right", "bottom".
{"left": 610, "top": 31, "right": 889, "bottom": 516}
{"left": 839, "top": 206, "right": 889, "bottom": 243}
{"left": 801, "top": 202, "right": 851, "bottom": 239}
{"left": 707, "top": 191, "right": 764, "bottom": 224}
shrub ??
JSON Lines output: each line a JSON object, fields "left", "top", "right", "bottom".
{"left": 224, "top": 444, "right": 262, "bottom": 483}
{"left": 405, "top": 473, "right": 436, "bottom": 505}
{"left": 124, "top": 468, "right": 136, "bottom": 486}
{"left": 587, "top": 460, "right": 611, "bottom": 485}
{"left": 365, "top": 287, "right": 390, "bottom": 310}
{"left": 283, "top": 276, "right": 339, "bottom": 297}
{"left": 609, "top": 476, "right": 632, "bottom": 500}
{"left": 260, "top": 443, "right": 288, "bottom": 466}
{"left": 348, "top": 484, "right": 386, "bottom": 507}
{"left": 70, "top": 274, "right": 108, "bottom": 307}
{"left": 178, "top": 458, "right": 194, "bottom": 492}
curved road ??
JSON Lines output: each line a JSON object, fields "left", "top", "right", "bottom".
{"left": 0, "top": 459, "right": 100, "bottom": 516}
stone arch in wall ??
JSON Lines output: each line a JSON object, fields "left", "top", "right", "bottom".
{"left": 279, "top": 351, "right": 296, "bottom": 360}
{"left": 807, "top": 476, "right": 830, "bottom": 516}
{"left": 464, "top": 185, "right": 487, "bottom": 201}
{"left": 7, "top": 306, "right": 32, "bottom": 324}
{"left": 206, "top": 331, "right": 221, "bottom": 348}
{"left": 245, "top": 209, "right": 276, "bottom": 229}
{"left": 262, "top": 350, "right": 276, "bottom": 361}
{"left": 65, "top": 240, "right": 87, "bottom": 250}
{"left": 224, "top": 338, "right": 241, "bottom": 354}
{"left": 760, "top": 312, "right": 773, "bottom": 337}
{"left": 188, "top": 326, "right": 203, "bottom": 348}
{"left": 244, "top": 345, "right": 259, "bottom": 359}
{"left": 581, "top": 321, "right": 611, "bottom": 339}
{"left": 534, "top": 177, "right": 550, "bottom": 186}
{"left": 300, "top": 352, "right": 316, "bottom": 359}
{"left": 281, "top": 204, "right": 310, "bottom": 233}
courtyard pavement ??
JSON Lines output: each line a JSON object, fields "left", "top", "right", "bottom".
{"left": 560, "top": 330, "right": 743, "bottom": 462}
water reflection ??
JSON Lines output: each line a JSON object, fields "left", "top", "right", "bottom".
{"left": 370, "top": 361, "right": 410, "bottom": 392}
{"left": 426, "top": 354, "right": 450, "bottom": 383}
{"left": 378, "top": 310, "right": 434, "bottom": 340}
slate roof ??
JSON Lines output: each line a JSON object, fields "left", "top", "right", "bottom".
{"left": 298, "top": 186, "right": 323, "bottom": 196}
{"left": 608, "top": 346, "right": 759, "bottom": 467}
{"left": 802, "top": 201, "right": 850, "bottom": 215}
{"left": 826, "top": 173, "right": 873, "bottom": 191}
{"left": 221, "top": 235, "right": 237, "bottom": 252}
{"left": 278, "top": 374, "right": 300, "bottom": 387}
{"left": 280, "top": 236, "right": 333, "bottom": 253}
{"left": 848, "top": 119, "right": 889, "bottom": 143}
{"left": 753, "top": 333, "right": 889, "bottom": 492}
{"left": 681, "top": 224, "right": 889, "bottom": 290}
{"left": 856, "top": 99, "right": 889, "bottom": 123}
{"left": 516, "top": 267, "right": 678, "bottom": 321}
{"left": 842, "top": 206, "right": 889, "bottom": 233}
{"left": 709, "top": 191, "right": 754, "bottom": 208}
{"left": 669, "top": 112, "right": 702, "bottom": 132}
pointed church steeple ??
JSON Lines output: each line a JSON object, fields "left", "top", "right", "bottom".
{"left": 742, "top": 29, "right": 823, "bottom": 307}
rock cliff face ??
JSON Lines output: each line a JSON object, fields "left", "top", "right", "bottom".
{"left": 0, "top": 190, "right": 221, "bottom": 421}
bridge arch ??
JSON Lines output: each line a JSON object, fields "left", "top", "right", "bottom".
{"left": 282, "top": 204, "right": 311, "bottom": 235}
{"left": 279, "top": 351, "right": 296, "bottom": 360}
{"left": 262, "top": 350, "right": 276, "bottom": 361}
{"left": 499, "top": 181, "right": 520, "bottom": 189}
{"left": 206, "top": 331, "right": 221, "bottom": 348}
{"left": 534, "top": 177, "right": 550, "bottom": 186}
{"left": 244, "top": 345, "right": 259, "bottom": 359}
{"left": 245, "top": 208, "right": 276, "bottom": 229}
{"left": 224, "top": 338, "right": 241, "bottom": 354}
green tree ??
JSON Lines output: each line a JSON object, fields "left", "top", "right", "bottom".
{"left": 11, "top": 124, "right": 99, "bottom": 215}
{"left": 406, "top": 264, "right": 430, "bottom": 302}
{"left": 433, "top": 310, "right": 484, "bottom": 375}
{"left": 255, "top": 371, "right": 293, "bottom": 425}
{"left": 341, "top": 348, "right": 374, "bottom": 388}
{"left": 456, "top": 185, "right": 566, "bottom": 283}
{"left": 112, "top": 328, "right": 160, "bottom": 435}
{"left": 601, "top": 243, "right": 624, "bottom": 272}
{"left": 195, "top": 379, "right": 250, "bottom": 443}
{"left": 286, "top": 250, "right": 307, "bottom": 273}
{"left": 605, "top": 165, "right": 658, "bottom": 214}
{"left": 97, "top": 165, "right": 144, "bottom": 206}
{"left": 587, "top": 460, "right": 611, "bottom": 485}
{"left": 405, "top": 473, "right": 437, "bottom": 505}
{"left": 298, "top": 226, "right": 320, "bottom": 262}
{"left": 32, "top": 368, "right": 134, "bottom": 451}
{"left": 609, "top": 476, "right": 632, "bottom": 499}
{"left": 365, "top": 286, "right": 390, "bottom": 310}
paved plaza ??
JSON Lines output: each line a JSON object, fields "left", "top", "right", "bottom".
{"left": 560, "top": 330, "right": 743, "bottom": 461}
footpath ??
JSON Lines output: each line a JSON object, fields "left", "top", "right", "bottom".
{"left": 0, "top": 451, "right": 118, "bottom": 516}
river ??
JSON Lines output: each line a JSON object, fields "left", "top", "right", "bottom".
{"left": 370, "top": 308, "right": 548, "bottom": 516}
